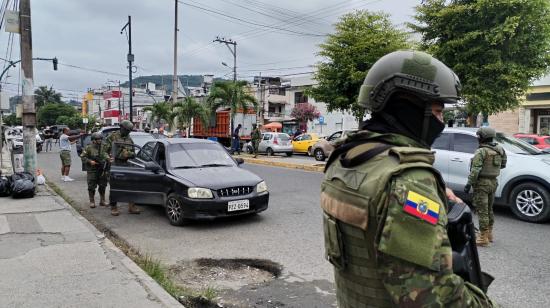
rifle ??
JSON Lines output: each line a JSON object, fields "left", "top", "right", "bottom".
{"left": 446, "top": 201, "right": 494, "bottom": 293}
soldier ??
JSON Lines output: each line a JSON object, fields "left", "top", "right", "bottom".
{"left": 103, "top": 120, "right": 141, "bottom": 216}
{"left": 321, "top": 50, "right": 495, "bottom": 307}
{"left": 251, "top": 123, "right": 261, "bottom": 158}
{"left": 465, "top": 127, "right": 507, "bottom": 246}
{"left": 80, "top": 132, "right": 109, "bottom": 208}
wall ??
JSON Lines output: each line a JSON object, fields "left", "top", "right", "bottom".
{"left": 488, "top": 109, "right": 519, "bottom": 134}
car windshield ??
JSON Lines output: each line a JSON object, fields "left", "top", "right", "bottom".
{"left": 278, "top": 134, "right": 290, "bottom": 141}
{"left": 131, "top": 134, "right": 155, "bottom": 147}
{"left": 169, "top": 142, "right": 235, "bottom": 169}
{"left": 496, "top": 133, "right": 543, "bottom": 155}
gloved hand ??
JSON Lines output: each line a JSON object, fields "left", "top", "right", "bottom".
{"left": 464, "top": 183, "right": 472, "bottom": 194}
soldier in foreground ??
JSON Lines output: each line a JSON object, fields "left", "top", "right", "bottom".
{"left": 80, "top": 132, "right": 109, "bottom": 208}
{"left": 465, "top": 127, "right": 507, "bottom": 246}
{"left": 321, "top": 50, "right": 495, "bottom": 307}
{"left": 103, "top": 120, "right": 141, "bottom": 216}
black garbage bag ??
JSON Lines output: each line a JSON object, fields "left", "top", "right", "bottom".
{"left": 11, "top": 171, "right": 34, "bottom": 182}
{"left": 0, "top": 176, "right": 11, "bottom": 197}
{"left": 11, "top": 179, "right": 35, "bottom": 198}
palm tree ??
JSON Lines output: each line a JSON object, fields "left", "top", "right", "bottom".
{"left": 172, "top": 97, "right": 210, "bottom": 137}
{"left": 143, "top": 101, "right": 174, "bottom": 129}
{"left": 207, "top": 80, "right": 258, "bottom": 134}
{"left": 34, "top": 86, "right": 62, "bottom": 109}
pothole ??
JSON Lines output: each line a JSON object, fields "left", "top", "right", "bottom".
{"left": 168, "top": 258, "right": 282, "bottom": 292}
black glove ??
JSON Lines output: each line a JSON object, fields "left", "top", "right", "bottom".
{"left": 464, "top": 183, "right": 472, "bottom": 194}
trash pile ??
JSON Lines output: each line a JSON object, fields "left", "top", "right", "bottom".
{"left": 0, "top": 171, "right": 36, "bottom": 199}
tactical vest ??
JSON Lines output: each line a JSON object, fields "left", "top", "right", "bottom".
{"left": 321, "top": 143, "right": 446, "bottom": 308}
{"left": 478, "top": 146, "right": 503, "bottom": 178}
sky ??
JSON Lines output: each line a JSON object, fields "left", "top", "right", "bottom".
{"left": 0, "top": 0, "right": 421, "bottom": 102}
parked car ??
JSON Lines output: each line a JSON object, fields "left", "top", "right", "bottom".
{"left": 109, "top": 138, "right": 269, "bottom": 226}
{"left": 244, "top": 132, "right": 293, "bottom": 156}
{"left": 310, "top": 130, "right": 357, "bottom": 161}
{"left": 8, "top": 127, "right": 43, "bottom": 152}
{"left": 513, "top": 133, "right": 550, "bottom": 151}
{"left": 292, "top": 133, "right": 320, "bottom": 156}
{"left": 432, "top": 127, "right": 550, "bottom": 222}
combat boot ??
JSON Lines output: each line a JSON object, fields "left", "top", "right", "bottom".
{"left": 488, "top": 226, "right": 494, "bottom": 242}
{"left": 111, "top": 205, "right": 119, "bottom": 216}
{"left": 128, "top": 202, "right": 141, "bottom": 214}
{"left": 99, "top": 193, "right": 107, "bottom": 207}
{"left": 476, "top": 230, "right": 490, "bottom": 247}
{"left": 88, "top": 191, "right": 96, "bottom": 208}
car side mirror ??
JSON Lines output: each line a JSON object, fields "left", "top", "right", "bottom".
{"left": 235, "top": 157, "right": 244, "bottom": 165}
{"left": 144, "top": 161, "right": 161, "bottom": 172}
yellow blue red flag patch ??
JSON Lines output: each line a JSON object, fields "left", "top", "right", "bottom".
{"left": 403, "top": 190, "right": 440, "bottom": 225}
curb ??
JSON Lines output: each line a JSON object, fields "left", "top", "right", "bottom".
{"left": 241, "top": 157, "right": 325, "bottom": 173}
{"left": 44, "top": 183, "right": 183, "bottom": 308}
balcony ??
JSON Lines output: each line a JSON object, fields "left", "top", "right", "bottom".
{"left": 267, "top": 94, "right": 288, "bottom": 104}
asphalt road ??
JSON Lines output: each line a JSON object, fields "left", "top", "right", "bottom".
{"left": 37, "top": 147, "right": 550, "bottom": 308}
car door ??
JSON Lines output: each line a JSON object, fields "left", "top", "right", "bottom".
{"left": 431, "top": 132, "right": 452, "bottom": 183}
{"left": 109, "top": 141, "right": 166, "bottom": 205}
{"left": 447, "top": 133, "right": 478, "bottom": 191}
{"left": 258, "top": 133, "right": 270, "bottom": 152}
{"left": 292, "top": 135, "right": 304, "bottom": 152}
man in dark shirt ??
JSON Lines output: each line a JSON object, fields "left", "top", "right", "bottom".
{"left": 232, "top": 124, "right": 242, "bottom": 155}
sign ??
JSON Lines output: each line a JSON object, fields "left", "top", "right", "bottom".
{"left": 0, "top": 92, "right": 9, "bottom": 111}
{"left": 82, "top": 117, "right": 89, "bottom": 124}
{"left": 4, "top": 10, "right": 19, "bottom": 33}
{"left": 103, "top": 90, "right": 122, "bottom": 100}
{"left": 318, "top": 116, "right": 325, "bottom": 125}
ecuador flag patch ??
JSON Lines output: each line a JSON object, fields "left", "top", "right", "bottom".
{"left": 403, "top": 190, "right": 440, "bottom": 225}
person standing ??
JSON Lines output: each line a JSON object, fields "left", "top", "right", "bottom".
{"left": 43, "top": 128, "right": 53, "bottom": 152}
{"left": 80, "top": 132, "right": 109, "bottom": 208}
{"left": 251, "top": 124, "right": 261, "bottom": 158}
{"left": 232, "top": 124, "right": 242, "bottom": 155}
{"left": 321, "top": 50, "right": 495, "bottom": 307}
{"left": 465, "top": 127, "right": 507, "bottom": 246}
{"left": 103, "top": 120, "right": 141, "bottom": 216}
{"left": 59, "top": 127, "right": 81, "bottom": 182}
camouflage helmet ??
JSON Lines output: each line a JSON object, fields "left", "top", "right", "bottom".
{"left": 357, "top": 50, "right": 461, "bottom": 112}
{"left": 476, "top": 127, "right": 496, "bottom": 140}
{"left": 91, "top": 132, "right": 103, "bottom": 141}
{"left": 119, "top": 120, "right": 134, "bottom": 130}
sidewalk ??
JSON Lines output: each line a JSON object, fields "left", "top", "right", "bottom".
{"left": 235, "top": 153, "right": 326, "bottom": 172}
{"left": 0, "top": 149, "right": 181, "bottom": 307}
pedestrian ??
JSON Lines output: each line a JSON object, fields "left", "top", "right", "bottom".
{"left": 103, "top": 120, "right": 141, "bottom": 216}
{"left": 321, "top": 50, "right": 495, "bottom": 307}
{"left": 251, "top": 123, "right": 261, "bottom": 158}
{"left": 293, "top": 128, "right": 301, "bottom": 140}
{"left": 465, "top": 127, "right": 507, "bottom": 246}
{"left": 232, "top": 124, "right": 242, "bottom": 155}
{"left": 43, "top": 128, "right": 53, "bottom": 152}
{"left": 80, "top": 132, "right": 109, "bottom": 208}
{"left": 144, "top": 126, "right": 151, "bottom": 133}
{"left": 59, "top": 127, "right": 81, "bottom": 182}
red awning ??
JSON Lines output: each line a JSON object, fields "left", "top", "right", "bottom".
{"left": 263, "top": 122, "right": 282, "bottom": 129}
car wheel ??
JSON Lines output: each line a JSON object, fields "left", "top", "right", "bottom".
{"left": 307, "top": 146, "right": 313, "bottom": 156}
{"left": 247, "top": 145, "right": 253, "bottom": 154}
{"left": 267, "top": 148, "right": 274, "bottom": 156}
{"left": 314, "top": 148, "right": 325, "bottom": 161}
{"left": 165, "top": 193, "right": 189, "bottom": 226}
{"left": 286, "top": 152, "right": 293, "bottom": 157}
{"left": 510, "top": 182, "right": 550, "bottom": 223}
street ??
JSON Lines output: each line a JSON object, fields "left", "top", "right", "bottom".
{"left": 37, "top": 148, "right": 550, "bottom": 308}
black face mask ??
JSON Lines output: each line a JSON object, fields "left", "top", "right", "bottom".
{"left": 425, "top": 114, "right": 446, "bottom": 146}
{"left": 120, "top": 127, "right": 130, "bottom": 137}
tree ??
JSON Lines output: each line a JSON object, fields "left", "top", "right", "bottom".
{"left": 37, "top": 103, "right": 78, "bottom": 127}
{"left": 207, "top": 80, "right": 258, "bottom": 114}
{"left": 172, "top": 97, "right": 210, "bottom": 136}
{"left": 34, "top": 86, "right": 62, "bottom": 109}
{"left": 143, "top": 102, "right": 175, "bottom": 129}
{"left": 291, "top": 103, "right": 321, "bottom": 127}
{"left": 310, "top": 10, "right": 411, "bottom": 119}
{"left": 412, "top": 0, "right": 550, "bottom": 118}
{"left": 55, "top": 114, "right": 82, "bottom": 129}
{"left": 3, "top": 113, "right": 21, "bottom": 126}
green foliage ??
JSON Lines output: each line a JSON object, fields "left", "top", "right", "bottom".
{"left": 55, "top": 114, "right": 82, "bottom": 129}
{"left": 34, "top": 86, "right": 63, "bottom": 109}
{"left": 310, "top": 10, "right": 411, "bottom": 119}
{"left": 412, "top": 0, "right": 550, "bottom": 115}
{"left": 207, "top": 80, "right": 258, "bottom": 114}
{"left": 3, "top": 113, "right": 21, "bottom": 126}
{"left": 173, "top": 97, "right": 210, "bottom": 131}
{"left": 37, "top": 103, "right": 78, "bottom": 127}
{"left": 143, "top": 102, "right": 175, "bottom": 128}
{"left": 291, "top": 103, "right": 320, "bottom": 124}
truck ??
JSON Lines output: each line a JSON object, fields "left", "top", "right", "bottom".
{"left": 192, "top": 108, "right": 257, "bottom": 147}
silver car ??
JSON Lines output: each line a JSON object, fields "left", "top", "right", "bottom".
{"left": 433, "top": 127, "right": 550, "bottom": 223}
{"left": 245, "top": 132, "right": 293, "bottom": 156}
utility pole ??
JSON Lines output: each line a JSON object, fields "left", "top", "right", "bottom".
{"left": 214, "top": 37, "right": 237, "bottom": 137}
{"left": 121, "top": 16, "right": 134, "bottom": 122}
{"left": 19, "top": 0, "right": 37, "bottom": 174}
{"left": 172, "top": 0, "right": 178, "bottom": 105}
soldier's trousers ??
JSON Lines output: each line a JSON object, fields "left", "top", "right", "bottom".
{"left": 87, "top": 170, "right": 108, "bottom": 194}
{"left": 473, "top": 178, "right": 498, "bottom": 232}
{"left": 252, "top": 141, "right": 259, "bottom": 155}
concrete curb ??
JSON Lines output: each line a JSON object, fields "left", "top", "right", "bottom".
{"left": 43, "top": 184, "right": 183, "bottom": 308}
{"left": 241, "top": 157, "right": 325, "bottom": 173}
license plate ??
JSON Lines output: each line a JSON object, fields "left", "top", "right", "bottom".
{"left": 228, "top": 199, "right": 250, "bottom": 212}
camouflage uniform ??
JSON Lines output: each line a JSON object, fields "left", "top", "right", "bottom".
{"left": 466, "top": 129, "right": 507, "bottom": 245}
{"left": 322, "top": 50, "right": 495, "bottom": 307}
{"left": 80, "top": 140, "right": 110, "bottom": 207}
{"left": 251, "top": 126, "right": 261, "bottom": 158}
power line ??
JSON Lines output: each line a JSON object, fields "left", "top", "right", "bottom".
{"left": 58, "top": 62, "right": 127, "bottom": 78}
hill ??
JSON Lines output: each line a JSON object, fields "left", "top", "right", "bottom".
{"left": 121, "top": 75, "right": 227, "bottom": 91}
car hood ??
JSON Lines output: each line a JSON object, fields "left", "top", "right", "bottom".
{"left": 169, "top": 166, "right": 263, "bottom": 189}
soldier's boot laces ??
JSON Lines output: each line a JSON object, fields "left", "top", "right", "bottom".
{"left": 476, "top": 230, "right": 490, "bottom": 247}
{"left": 88, "top": 192, "right": 96, "bottom": 208}
{"left": 128, "top": 202, "right": 141, "bottom": 214}
{"left": 99, "top": 193, "right": 107, "bottom": 207}
{"left": 111, "top": 206, "right": 119, "bottom": 216}
{"left": 488, "top": 227, "right": 493, "bottom": 242}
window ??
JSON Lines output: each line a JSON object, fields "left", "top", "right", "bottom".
{"left": 168, "top": 143, "right": 235, "bottom": 169}
{"left": 328, "top": 132, "right": 342, "bottom": 141}
{"left": 137, "top": 142, "right": 155, "bottom": 162}
{"left": 302, "top": 134, "right": 312, "bottom": 141}
{"left": 294, "top": 92, "right": 308, "bottom": 104}
{"left": 432, "top": 133, "right": 451, "bottom": 150}
{"left": 452, "top": 133, "right": 478, "bottom": 154}
{"left": 277, "top": 134, "right": 290, "bottom": 141}
{"left": 263, "top": 134, "right": 271, "bottom": 141}
{"left": 294, "top": 135, "right": 303, "bottom": 141}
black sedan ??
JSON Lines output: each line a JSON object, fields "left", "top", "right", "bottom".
{"left": 109, "top": 138, "right": 269, "bottom": 225}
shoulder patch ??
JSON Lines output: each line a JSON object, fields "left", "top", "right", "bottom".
{"left": 403, "top": 190, "right": 440, "bottom": 225}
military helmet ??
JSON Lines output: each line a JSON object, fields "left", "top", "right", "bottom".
{"left": 476, "top": 127, "right": 496, "bottom": 140}
{"left": 357, "top": 50, "right": 461, "bottom": 112}
{"left": 119, "top": 120, "right": 134, "bottom": 130}
{"left": 91, "top": 132, "right": 103, "bottom": 141}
